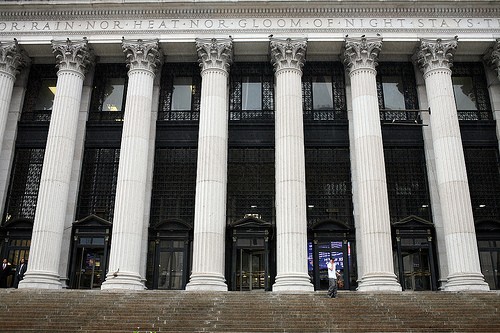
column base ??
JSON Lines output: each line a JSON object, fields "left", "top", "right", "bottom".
{"left": 101, "top": 271, "right": 145, "bottom": 291}
{"left": 18, "top": 271, "right": 62, "bottom": 289}
{"left": 185, "top": 273, "right": 227, "bottom": 291}
{"left": 272, "top": 273, "right": 314, "bottom": 292}
{"left": 357, "top": 273, "right": 402, "bottom": 292}
{"left": 444, "top": 273, "right": 490, "bottom": 291}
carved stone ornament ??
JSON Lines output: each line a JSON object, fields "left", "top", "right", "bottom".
{"left": 196, "top": 38, "right": 233, "bottom": 72}
{"left": 121, "top": 38, "right": 162, "bottom": 74}
{"left": 416, "top": 37, "right": 458, "bottom": 74}
{"left": 269, "top": 37, "right": 307, "bottom": 72}
{"left": 343, "top": 36, "right": 382, "bottom": 73}
{"left": 0, "top": 39, "right": 29, "bottom": 78}
{"left": 485, "top": 39, "right": 500, "bottom": 80}
{"left": 52, "top": 37, "right": 94, "bottom": 75}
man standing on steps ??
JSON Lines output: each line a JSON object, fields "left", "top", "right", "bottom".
{"left": 0, "top": 258, "right": 11, "bottom": 288}
{"left": 327, "top": 258, "right": 339, "bottom": 298}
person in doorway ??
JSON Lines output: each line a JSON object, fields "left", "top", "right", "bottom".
{"left": 13, "top": 258, "right": 27, "bottom": 288}
{"left": 0, "top": 258, "right": 12, "bottom": 288}
{"left": 327, "top": 257, "right": 339, "bottom": 298}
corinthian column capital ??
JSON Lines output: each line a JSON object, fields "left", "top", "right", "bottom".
{"left": 122, "top": 38, "right": 162, "bottom": 74}
{"left": 485, "top": 39, "right": 500, "bottom": 80}
{"left": 344, "top": 36, "right": 382, "bottom": 73}
{"left": 416, "top": 37, "right": 458, "bottom": 74}
{"left": 52, "top": 37, "right": 94, "bottom": 76}
{"left": 269, "top": 37, "right": 307, "bottom": 73}
{"left": 0, "top": 39, "right": 29, "bottom": 78}
{"left": 196, "top": 38, "right": 233, "bottom": 73}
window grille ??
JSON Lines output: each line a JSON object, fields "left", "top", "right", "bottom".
{"left": 305, "top": 148, "right": 353, "bottom": 226}
{"left": 3, "top": 149, "right": 45, "bottom": 223}
{"left": 452, "top": 63, "right": 492, "bottom": 121}
{"left": 157, "top": 63, "right": 201, "bottom": 122}
{"left": 20, "top": 65, "right": 57, "bottom": 122}
{"left": 76, "top": 148, "right": 120, "bottom": 222}
{"left": 150, "top": 148, "right": 197, "bottom": 226}
{"left": 464, "top": 147, "right": 500, "bottom": 221}
{"left": 88, "top": 63, "right": 128, "bottom": 122}
{"left": 229, "top": 63, "right": 275, "bottom": 122}
{"left": 302, "top": 62, "right": 347, "bottom": 122}
{"left": 384, "top": 148, "right": 432, "bottom": 223}
{"left": 227, "top": 148, "right": 275, "bottom": 224}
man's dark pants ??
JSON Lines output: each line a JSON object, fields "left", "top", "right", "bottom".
{"left": 328, "top": 278, "right": 337, "bottom": 298}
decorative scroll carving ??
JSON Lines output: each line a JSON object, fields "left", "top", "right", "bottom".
{"left": 52, "top": 37, "right": 94, "bottom": 75}
{"left": 269, "top": 37, "right": 307, "bottom": 72}
{"left": 416, "top": 37, "right": 458, "bottom": 74}
{"left": 121, "top": 38, "right": 161, "bottom": 74}
{"left": 0, "top": 39, "right": 29, "bottom": 78}
{"left": 196, "top": 37, "right": 233, "bottom": 72}
{"left": 343, "top": 36, "right": 382, "bottom": 73}
{"left": 485, "top": 39, "right": 500, "bottom": 80}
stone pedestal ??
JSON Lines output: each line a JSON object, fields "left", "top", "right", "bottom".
{"left": 416, "top": 37, "right": 489, "bottom": 291}
{"left": 101, "top": 39, "right": 161, "bottom": 290}
{"left": 186, "top": 38, "right": 232, "bottom": 291}
{"left": 270, "top": 37, "right": 314, "bottom": 292}
{"left": 20, "top": 38, "right": 93, "bottom": 289}
{"left": 344, "top": 36, "right": 401, "bottom": 291}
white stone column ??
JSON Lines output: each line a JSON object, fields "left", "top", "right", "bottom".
{"left": 101, "top": 39, "right": 161, "bottom": 290}
{"left": 270, "top": 37, "right": 313, "bottom": 292}
{"left": 416, "top": 37, "right": 489, "bottom": 291}
{"left": 20, "top": 38, "right": 93, "bottom": 289}
{"left": 485, "top": 39, "right": 500, "bottom": 151}
{"left": 186, "top": 38, "right": 232, "bottom": 291}
{"left": 0, "top": 40, "right": 28, "bottom": 154}
{"left": 344, "top": 36, "right": 401, "bottom": 291}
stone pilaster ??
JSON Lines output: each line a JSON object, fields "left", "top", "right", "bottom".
{"left": 101, "top": 39, "right": 161, "bottom": 290}
{"left": 185, "top": 38, "right": 232, "bottom": 291}
{"left": 344, "top": 36, "right": 401, "bottom": 291}
{"left": 270, "top": 37, "right": 313, "bottom": 292}
{"left": 0, "top": 40, "right": 28, "bottom": 153}
{"left": 20, "top": 38, "right": 93, "bottom": 289}
{"left": 416, "top": 37, "right": 489, "bottom": 291}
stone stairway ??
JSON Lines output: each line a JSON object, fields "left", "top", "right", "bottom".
{"left": 0, "top": 290, "right": 499, "bottom": 332}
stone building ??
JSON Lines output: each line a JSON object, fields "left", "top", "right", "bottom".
{"left": 0, "top": 0, "right": 498, "bottom": 292}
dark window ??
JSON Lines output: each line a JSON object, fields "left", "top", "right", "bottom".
{"left": 227, "top": 148, "right": 275, "bottom": 224}
{"left": 3, "top": 149, "right": 45, "bottom": 223}
{"left": 452, "top": 63, "right": 492, "bottom": 121}
{"left": 384, "top": 148, "right": 432, "bottom": 223}
{"left": 88, "top": 63, "right": 128, "bottom": 122}
{"left": 305, "top": 148, "right": 353, "bottom": 226}
{"left": 158, "top": 63, "right": 201, "bottom": 122}
{"left": 21, "top": 65, "right": 57, "bottom": 122}
{"left": 76, "top": 148, "right": 120, "bottom": 222}
{"left": 464, "top": 148, "right": 500, "bottom": 221}
{"left": 229, "top": 63, "right": 274, "bottom": 122}
{"left": 302, "top": 62, "right": 346, "bottom": 122}
{"left": 150, "top": 148, "right": 197, "bottom": 226}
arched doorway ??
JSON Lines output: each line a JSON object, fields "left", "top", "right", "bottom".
{"left": 475, "top": 220, "right": 500, "bottom": 290}
{"left": 392, "top": 215, "right": 438, "bottom": 291}
{"left": 309, "top": 220, "right": 356, "bottom": 291}
{"left": 147, "top": 220, "right": 192, "bottom": 290}
{"left": 69, "top": 215, "right": 112, "bottom": 289}
{"left": 228, "top": 217, "right": 274, "bottom": 291}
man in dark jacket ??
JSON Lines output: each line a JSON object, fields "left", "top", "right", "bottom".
{"left": 0, "top": 258, "right": 12, "bottom": 288}
{"left": 13, "top": 258, "right": 27, "bottom": 288}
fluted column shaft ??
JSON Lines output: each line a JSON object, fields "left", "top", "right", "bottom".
{"left": 20, "top": 38, "right": 93, "bottom": 289}
{"left": 270, "top": 38, "right": 313, "bottom": 292}
{"left": 344, "top": 37, "right": 401, "bottom": 291}
{"left": 102, "top": 39, "right": 161, "bottom": 290}
{"left": 186, "top": 38, "right": 232, "bottom": 291}
{"left": 417, "top": 38, "right": 489, "bottom": 291}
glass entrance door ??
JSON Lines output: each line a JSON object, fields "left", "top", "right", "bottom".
{"left": 479, "top": 243, "right": 499, "bottom": 290}
{"left": 236, "top": 249, "right": 266, "bottom": 291}
{"left": 313, "top": 241, "right": 346, "bottom": 290}
{"left": 75, "top": 247, "right": 104, "bottom": 289}
{"left": 156, "top": 240, "right": 187, "bottom": 290}
{"left": 400, "top": 248, "right": 432, "bottom": 291}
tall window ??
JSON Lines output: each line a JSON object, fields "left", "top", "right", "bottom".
{"left": 88, "top": 63, "right": 128, "bottom": 122}
{"left": 21, "top": 65, "right": 57, "bottom": 122}
{"left": 3, "top": 149, "right": 45, "bottom": 223}
{"left": 302, "top": 62, "right": 346, "bottom": 121}
{"left": 158, "top": 63, "right": 201, "bottom": 122}
{"left": 229, "top": 63, "right": 274, "bottom": 121}
{"left": 452, "top": 63, "right": 492, "bottom": 121}
{"left": 76, "top": 148, "right": 120, "bottom": 222}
